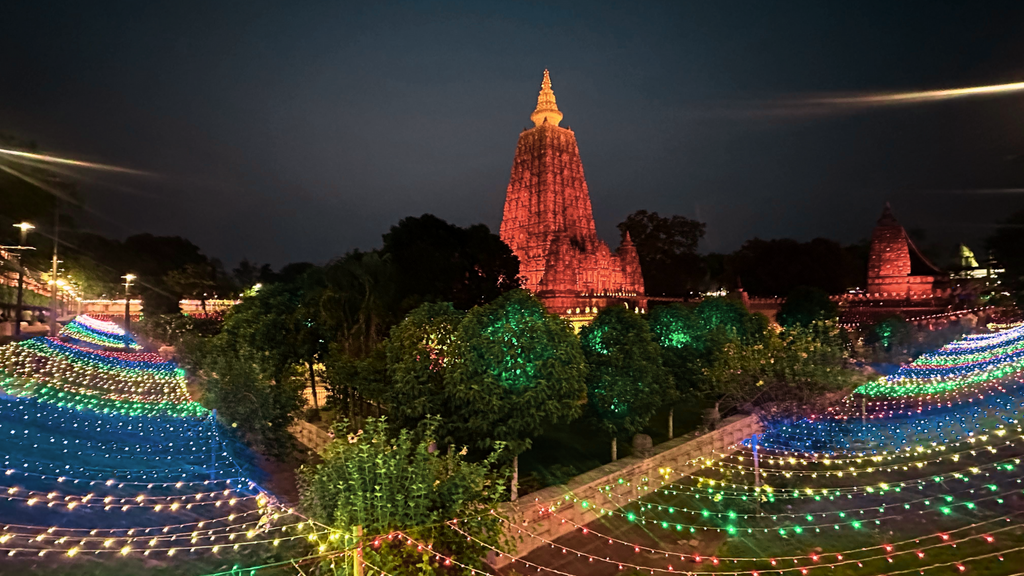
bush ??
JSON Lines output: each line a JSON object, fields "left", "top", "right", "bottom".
{"left": 299, "top": 417, "right": 510, "bottom": 575}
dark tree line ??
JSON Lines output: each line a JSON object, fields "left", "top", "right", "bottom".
{"left": 177, "top": 214, "right": 522, "bottom": 455}
{"left": 615, "top": 210, "right": 869, "bottom": 298}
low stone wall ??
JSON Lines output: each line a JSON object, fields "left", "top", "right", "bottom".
{"left": 493, "top": 414, "right": 760, "bottom": 566}
{"left": 290, "top": 419, "right": 333, "bottom": 453}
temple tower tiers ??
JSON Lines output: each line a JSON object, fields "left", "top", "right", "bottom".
{"left": 500, "top": 70, "right": 645, "bottom": 325}
{"left": 866, "top": 203, "right": 939, "bottom": 298}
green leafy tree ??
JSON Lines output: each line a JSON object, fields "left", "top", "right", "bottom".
{"left": 987, "top": 208, "right": 1024, "bottom": 301}
{"left": 164, "top": 262, "right": 218, "bottom": 311}
{"left": 696, "top": 297, "right": 765, "bottom": 341}
{"left": 185, "top": 276, "right": 323, "bottom": 455}
{"left": 232, "top": 258, "right": 273, "bottom": 291}
{"left": 320, "top": 250, "right": 398, "bottom": 359}
{"left": 580, "top": 305, "right": 673, "bottom": 460}
{"left": 446, "top": 290, "right": 586, "bottom": 500}
{"left": 299, "top": 417, "right": 510, "bottom": 575}
{"left": 646, "top": 303, "right": 711, "bottom": 437}
{"left": 190, "top": 294, "right": 306, "bottom": 455}
{"left": 382, "top": 214, "right": 520, "bottom": 312}
{"left": 650, "top": 299, "right": 850, "bottom": 430}
{"left": 292, "top": 267, "right": 330, "bottom": 412}
{"left": 717, "top": 237, "right": 867, "bottom": 296}
{"left": 700, "top": 320, "right": 852, "bottom": 425}
{"left": 121, "top": 234, "right": 213, "bottom": 314}
{"left": 325, "top": 344, "right": 391, "bottom": 424}
{"left": 864, "top": 315, "right": 912, "bottom": 362}
{"left": 617, "top": 210, "right": 706, "bottom": 296}
{"left": 383, "top": 302, "right": 465, "bottom": 432}
{"left": 777, "top": 286, "right": 840, "bottom": 328}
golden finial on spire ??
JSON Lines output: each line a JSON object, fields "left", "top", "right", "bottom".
{"left": 531, "top": 69, "right": 563, "bottom": 127}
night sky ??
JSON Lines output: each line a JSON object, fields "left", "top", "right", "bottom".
{"left": 4, "top": 1, "right": 1024, "bottom": 268}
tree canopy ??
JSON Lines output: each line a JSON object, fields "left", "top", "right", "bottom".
{"left": 987, "top": 208, "right": 1024, "bottom": 297}
{"left": 777, "top": 286, "right": 840, "bottom": 328}
{"left": 299, "top": 417, "right": 509, "bottom": 575}
{"left": 649, "top": 298, "right": 852, "bottom": 426}
{"left": 718, "top": 237, "right": 867, "bottom": 296}
{"left": 385, "top": 302, "right": 465, "bottom": 432}
{"left": 382, "top": 214, "right": 520, "bottom": 312}
{"left": 445, "top": 290, "right": 587, "bottom": 457}
{"left": 181, "top": 270, "right": 327, "bottom": 454}
{"left": 616, "top": 210, "right": 706, "bottom": 296}
{"left": 580, "top": 306, "right": 673, "bottom": 444}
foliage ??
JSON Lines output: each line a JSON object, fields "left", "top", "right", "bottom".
{"left": 580, "top": 306, "right": 673, "bottom": 438}
{"left": 859, "top": 314, "right": 975, "bottom": 364}
{"left": 184, "top": 278, "right": 322, "bottom": 455}
{"left": 651, "top": 299, "right": 853, "bottom": 421}
{"left": 134, "top": 312, "right": 223, "bottom": 350}
{"left": 164, "top": 262, "right": 218, "bottom": 305}
{"left": 699, "top": 320, "right": 853, "bottom": 414}
{"left": 863, "top": 315, "right": 911, "bottom": 357}
{"left": 382, "top": 214, "right": 520, "bottom": 312}
{"left": 649, "top": 303, "right": 705, "bottom": 351}
{"left": 695, "top": 297, "right": 763, "bottom": 340}
{"left": 617, "top": 210, "right": 706, "bottom": 296}
{"left": 777, "top": 286, "right": 840, "bottom": 328}
{"left": 0, "top": 284, "right": 49, "bottom": 308}
{"left": 59, "top": 231, "right": 235, "bottom": 312}
{"left": 324, "top": 344, "right": 389, "bottom": 420}
{"left": 717, "top": 237, "right": 867, "bottom": 296}
{"left": 232, "top": 258, "right": 275, "bottom": 290}
{"left": 320, "top": 250, "right": 397, "bottom": 359}
{"left": 445, "top": 290, "right": 587, "bottom": 457}
{"left": 299, "top": 417, "right": 510, "bottom": 575}
{"left": 986, "top": 208, "right": 1024, "bottom": 292}
{"left": 384, "top": 302, "right": 465, "bottom": 432}
{"left": 191, "top": 330, "right": 304, "bottom": 457}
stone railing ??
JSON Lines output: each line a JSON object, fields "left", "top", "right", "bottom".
{"left": 290, "top": 420, "right": 333, "bottom": 453}
{"left": 492, "top": 414, "right": 760, "bottom": 566}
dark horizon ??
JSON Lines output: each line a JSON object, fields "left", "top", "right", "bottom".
{"left": 4, "top": 1, "right": 1024, "bottom": 268}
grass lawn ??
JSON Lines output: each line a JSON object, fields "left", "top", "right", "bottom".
{"left": 507, "top": 387, "right": 1024, "bottom": 575}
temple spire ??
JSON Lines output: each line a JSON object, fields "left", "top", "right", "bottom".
{"left": 878, "top": 202, "right": 898, "bottom": 226}
{"left": 530, "top": 69, "right": 564, "bottom": 127}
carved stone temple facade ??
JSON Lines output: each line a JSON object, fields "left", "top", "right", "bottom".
{"left": 500, "top": 71, "right": 646, "bottom": 328}
{"left": 836, "top": 203, "right": 950, "bottom": 325}
{"left": 865, "top": 203, "right": 942, "bottom": 299}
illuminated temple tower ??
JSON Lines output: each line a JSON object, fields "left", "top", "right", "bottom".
{"left": 500, "top": 70, "right": 645, "bottom": 326}
{"left": 866, "top": 203, "right": 941, "bottom": 298}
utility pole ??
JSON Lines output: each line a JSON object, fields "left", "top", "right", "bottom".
{"left": 122, "top": 273, "right": 136, "bottom": 350}
{"left": 49, "top": 207, "right": 59, "bottom": 337}
{"left": 6, "top": 222, "right": 34, "bottom": 338}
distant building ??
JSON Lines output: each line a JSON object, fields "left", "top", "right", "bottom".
{"left": 499, "top": 71, "right": 645, "bottom": 328}
{"left": 838, "top": 203, "right": 952, "bottom": 325}
{"left": 953, "top": 243, "right": 1004, "bottom": 282}
{"left": 865, "top": 203, "right": 943, "bottom": 299}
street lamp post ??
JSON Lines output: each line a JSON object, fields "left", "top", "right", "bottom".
{"left": 122, "top": 273, "right": 136, "bottom": 350}
{"left": 10, "top": 222, "right": 35, "bottom": 339}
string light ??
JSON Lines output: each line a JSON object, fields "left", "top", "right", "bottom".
{"left": 59, "top": 315, "right": 143, "bottom": 349}
{"left": 0, "top": 316, "right": 306, "bottom": 568}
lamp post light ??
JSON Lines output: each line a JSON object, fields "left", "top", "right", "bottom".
{"left": 122, "top": 273, "right": 136, "bottom": 350}
{"left": 10, "top": 222, "right": 35, "bottom": 338}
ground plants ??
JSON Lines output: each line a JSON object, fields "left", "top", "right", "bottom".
{"left": 299, "top": 417, "right": 510, "bottom": 575}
